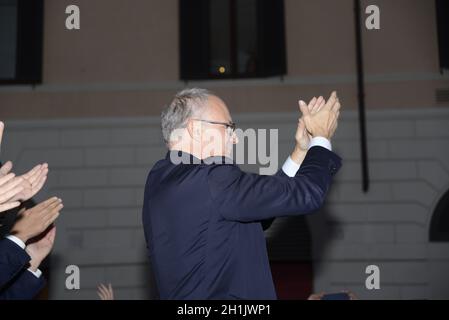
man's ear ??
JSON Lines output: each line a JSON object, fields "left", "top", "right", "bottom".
{"left": 187, "top": 119, "right": 201, "bottom": 142}
{"left": 186, "top": 119, "right": 194, "bottom": 139}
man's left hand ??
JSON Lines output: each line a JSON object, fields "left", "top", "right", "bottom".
{"left": 291, "top": 96, "right": 326, "bottom": 164}
{"left": 295, "top": 96, "right": 326, "bottom": 151}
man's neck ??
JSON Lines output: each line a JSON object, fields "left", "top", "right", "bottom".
{"left": 169, "top": 146, "right": 202, "bottom": 160}
{"left": 169, "top": 147, "right": 228, "bottom": 161}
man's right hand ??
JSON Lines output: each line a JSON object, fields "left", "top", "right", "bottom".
{"left": 299, "top": 91, "right": 341, "bottom": 140}
{"left": 11, "top": 197, "right": 63, "bottom": 243}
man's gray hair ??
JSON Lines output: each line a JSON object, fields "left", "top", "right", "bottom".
{"left": 161, "top": 88, "right": 211, "bottom": 145}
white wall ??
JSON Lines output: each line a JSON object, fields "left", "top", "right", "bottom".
{"left": 1, "top": 108, "right": 449, "bottom": 299}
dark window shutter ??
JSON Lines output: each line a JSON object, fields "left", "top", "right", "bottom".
{"left": 256, "top": 0, "right": 287, "bottom": 77}
{"left": 15, "top": 0, "right": 44, "bottom": 84}
{"left": 436, "top": 0, "right": 449, "bottom": 71}
{"left": 179, "top": 0, "right": 210, "bottom": 80}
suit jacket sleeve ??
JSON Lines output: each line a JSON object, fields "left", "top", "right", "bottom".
{"left": 0, "top": 238, "right": 31, "bottom": 289}
{"left": 0, "top": 238, "right": 45, "bottom": 300}
{"left": 0, "top": 269, "right": 45, "bottom": 300}
{"left": 207, "top": 146, "right": 342, "bottom": 222}
{"left": 260, "top": 167, "right": 290, "bottom": 231}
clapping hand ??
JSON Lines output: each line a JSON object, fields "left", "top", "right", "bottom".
{"left": 27, "top": 226, "right": 57, "bottom": 272}
{"left": 97, "top": 283, "right": 114, "bottom": 300}
{"left": 295, "top": 96, "right": 327, "bottom": 151}
{"left": 12, "top": 164, "right": 48, "bottom": 202}
{"left": 11, "top": 197, "right": 63, "bottom": 243}
{"left": 299, "top": 91, "right": 341, "bottom": 140}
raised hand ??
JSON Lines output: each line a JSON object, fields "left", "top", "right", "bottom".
{"left": 97, "top": 283, "right": 114, "bottom": 300}
{"left": 11, "top": 197, "right": 63, "bottom": 243}
{"left": 299, "top": 91, "right": 341, "bottom": 140}
{"left": 11, "top": 163, "right": 49, "bottom": 202}
{"left": 27, "top": 226, "right": 56, "bottom": 271}
{"left": 295, "top": 96, "right": 327, "bottom": 151}
{"left": 0, "top": 173, "right": 23, "bottom": 213}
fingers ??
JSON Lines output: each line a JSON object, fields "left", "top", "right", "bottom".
{"left": 297, "top": 118, "right": 305, "bottom": 134}
{"left": 0, "top": 186, "right": 23, "bottom": 203}
{"left": 31, "top": 175, "right": 47, "bottom": 195}
{"left": 307, "top": 97, "right": 317, "bottom": 112}
{"left": 43, "top": 202, "right": 63, "bottom": 227}
{"left": 316, "top": 97, "right": 326, "bottom": 113}
{"left": 28, "top": 163, "right": 48, "bottom": 185}
{"left": 46, "top": 225, "right": 56, "bottom": 242}
{"left": 105, "top": 284, "right": 113, "bottom": 300}
{"left": 298, "top": 100, "right": 310, "bottom": 116}
{"left": 108, "top": 283, "right": 114, "bottom": 299}
{"left": 45, "top": 198, "right": 62, "bottom": 212}
{"left": 0, "top": 161, "right": 13, "bottom": 177}
{"left": 21, "top": 163, "right": 48, "bottom": 180}
{"left": 332, "top": 99, "right": 341, "bottom": 113}
{"left": 0, "top": 172, "right": 16, "bottom": 186}
{"left": 35, "top": 197, "right": 60, "bottom": 211}
{"left": 0, "top": 184, "right": 24, "bottom": 203}
{"left": 308, "top": 92, "right": 337, "bottom": 114}
{"left": 312, "top": 96, "right": 324, "bottom": 114}
{"left": 0, "top": 175, "right": 25, "bottom": 202}
{"left": 301, "top": 120, "right": 308, "bottom": 138}
{"left": 22, "top": 164, "right": 48, "bottom": 197}
{"left": 97, "top": 286, "right": 106, "bottom": 300}
{"left": 44, "top": 200, "right": 63, "bottom": 219}
{"left": 97, "top": 284, "right": 112, "bottom": 300}
{"left": 324, "top": 91, "right": 338, "bottom": 110}
{"left": 22, "top": 164, "right": 41, "bottom": 181}
{"left": 44, "top": 211, "right": 60, "bottom": 230}
{"left": 0, "top": 201, "right": 20, "bottom": 213}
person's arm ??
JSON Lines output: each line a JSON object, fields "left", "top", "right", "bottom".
{"left": 0, "top": 227, "right": 55, "bottom": 299}
{"left": 0, "top": 267, "right": 45, "bottom": 300}
{"left": 0, "top": 237, "right": 31, "bottom": 289}
{"left": 261, "top": 136, "right": 332, "bottom": 230}
{"left": 0, "top": 227, "right": 56, "bottom": 300}
{"left": 208, "top": 146, "right": 341, "bottom": 222}
{"left": 237, "top": 92, "right": 340, "bottom": 223}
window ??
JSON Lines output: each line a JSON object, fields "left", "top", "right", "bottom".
{"left": 179, "top": 0, "right": 287, "bottom": 80}
{"left": 436, "top": 0, "right": 449, "bottom": 72}
{"left": 0, "top": 0, "right": 44, "bottom": 84}
{"left": 429, "top": 189, "right": 449, "bottom": 242}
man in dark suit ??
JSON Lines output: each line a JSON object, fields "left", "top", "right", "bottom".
{"left": 142, "top": 88, "right": 341, "bottom": 299}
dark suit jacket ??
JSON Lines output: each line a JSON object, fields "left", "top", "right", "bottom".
{"left": 142, "top": 146, "right": 341, "bottom": 299}
{"left": 0, "top": 238, "right": 45, "bottom": 299}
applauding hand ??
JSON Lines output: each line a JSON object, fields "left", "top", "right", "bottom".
{"left": 11, "top": 197, "right": 63, "bottom": 243}
{"left": 299, "top": 91, "right": 341, "bottom": 140}
{"left": 27, "top": 226, "right": 57, "bottom": 272}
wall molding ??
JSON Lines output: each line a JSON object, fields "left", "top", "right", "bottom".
{"left": 3, "top": 107, "right": 449, "bottom": 130}
{"left": 1, "top": 72, "right": 449, "bottom": 93}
